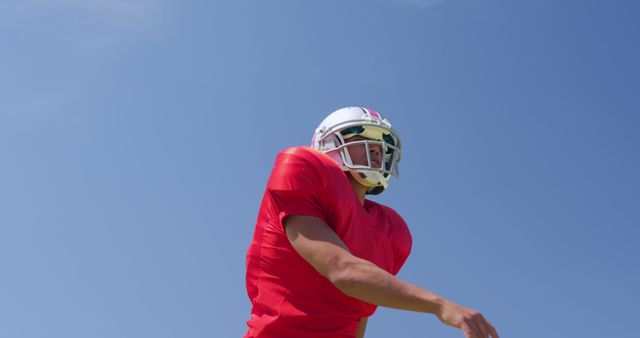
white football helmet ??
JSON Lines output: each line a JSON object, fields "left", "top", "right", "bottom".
{"left": 311, "top": 107, "right": 402, "bottom": 195}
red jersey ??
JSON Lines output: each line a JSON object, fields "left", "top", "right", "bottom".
{"left": 244, "top": 146, "right": 412, "bottom": 338}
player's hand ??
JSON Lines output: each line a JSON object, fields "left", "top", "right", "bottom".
{"left": 436, "top": 299, "right": 499, "bottom": 338}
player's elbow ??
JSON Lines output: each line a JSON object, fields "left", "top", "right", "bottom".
{"left": 326, "top": 256, "right": 366, "bottom": 294}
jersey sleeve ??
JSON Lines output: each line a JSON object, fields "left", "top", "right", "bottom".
{"left": 266, "top": 147, "right": 330, "bottom": 230}
{"left": 390, "top": 212, "right": 413, "bottom": 275}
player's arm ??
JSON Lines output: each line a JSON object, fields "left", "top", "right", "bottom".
{"left": 284, "top": 215, "right": 499, "bottom": 338}
{"left": 355, "top": 317, "right": 367, "bottom": 338}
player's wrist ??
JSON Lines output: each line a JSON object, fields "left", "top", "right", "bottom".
{"left": 416, "top": 290, "right": 446, "bottom": 315}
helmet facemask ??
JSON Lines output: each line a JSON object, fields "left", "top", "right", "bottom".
{"left": 318, "top": 126, "right": 401, "bottom": 195}
{"left": 311, "top": 107, "right": 402, "bottom": 195}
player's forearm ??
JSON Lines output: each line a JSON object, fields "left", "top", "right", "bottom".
{"left": 329, "top": 257, "right": 444, "bottom": 314}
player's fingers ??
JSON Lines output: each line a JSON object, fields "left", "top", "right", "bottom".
{"left": 476, "top": 314, "right": 491, "bottom": 338}
{"left": 464, "top": 319, "right": 481, "bottom": 338}
{"left": 477, "top": 313, "right": 498, "bottom": 338}
{"left": 477, "top": 322, "right": 489, "bottom": 338}
{"left": 470, "top": 318, "right": 489, "bottom": 338}
{"left": 486, "top": 321, "right": 499, "bottom": 338}
{"left": 461, "top": 322, "right": 477, "bottom": 338}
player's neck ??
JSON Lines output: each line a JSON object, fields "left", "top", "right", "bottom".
{"left": 348, "top": 175, "right": 367, "bottom": 205}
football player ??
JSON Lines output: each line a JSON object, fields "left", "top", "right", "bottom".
{"left": 244, "top": 107, "right": 499, "bottom": 338}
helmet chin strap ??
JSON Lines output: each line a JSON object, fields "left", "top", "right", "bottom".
{"left": 367, "top": 186, "right": 385, "bottom": 196}
{"left": 349, "top": 170, "right": 387, "bottom": 194}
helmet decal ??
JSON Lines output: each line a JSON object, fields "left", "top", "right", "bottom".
{"left": 366, "top": 108, "right": 383, "bottom": 120}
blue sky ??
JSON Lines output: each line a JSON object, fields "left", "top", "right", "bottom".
{"left": 1, "top": 0, "right": 639, "bottom": 337}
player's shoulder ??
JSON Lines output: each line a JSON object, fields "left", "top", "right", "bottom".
{"left": 276, "top": 146, "right": 337, "bottom": 170}
{"left": 268, "top": 146, "right": 343, "bottom": 192}
{"left": 279, "top": 146, "right": 324, "bottom": 159}
{"left": 366, "top": 200, "right": 407, "bottom": 225}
